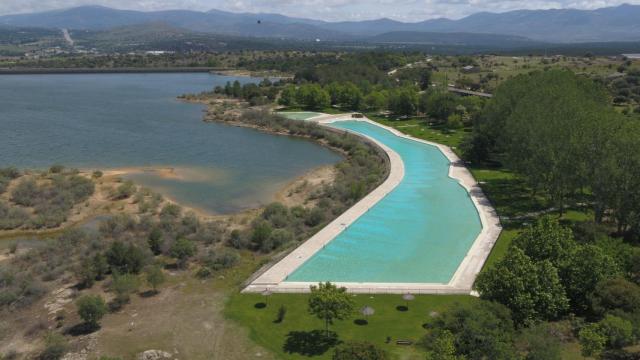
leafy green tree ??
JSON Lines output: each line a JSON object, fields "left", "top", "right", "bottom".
{"left": 388, "top": 88, "right": 418, "bottom": 116}
{"left": 76, "top": 295, "right": 107, "bottom": 329}
{"left": 425, "top": 300, "right": 517, "bottom": 360}
{"left": 332, "top": 341, "right": 388, "bottom": 360}
{"left": 425, "top": 92, "right": 457, "bottom": 121}
{"left": 278, "top": 85, "right": 297, "bottom": 107}
{"left": 111, "top": 273, "right": 140, "bottom": 305}
{"left": 476, "top": 247, "right": 568, "bottom": 325}
{"left": 518, "top": 323, "right": 562, "bottom": 360}
{"left": 579, "top": 324, "right": 606, "bottom": 357}
{"left": 337, "top": 82, "right": 363, "bottom": 110}
{"left": 364, "top": 91, "right": 386, "bottom": 111}
{"left": 424, "top": 330, "right": 465, "bottom": 360}
{"left": 308, "top": 282, "right": 354, "bottom": 337}
{"left": 145, "top": 266, "right": 165, "bottom": 293}
{"left": 170, "top": 238, "right": 196, "bottom": 268}
{"left": 589, "top": 278, "right": 640, "bottom": 317}
{"left": 599, "top": 315, "right": 634, "bottom": 349}
{"left": 561, "top": 244, "right": 619, "bottom": 314}
{"left": 297, "top": 84, "right": 330, "bottom": 110}
{"left": 106, "top": 241, "right": 145, "bottom": 274}
{"left": 512, "top": 217, "right": 576, "bottom": 268}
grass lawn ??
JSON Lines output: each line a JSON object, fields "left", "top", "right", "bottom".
{"left": 225, "top": 292, "right": 477, "bottom": 360}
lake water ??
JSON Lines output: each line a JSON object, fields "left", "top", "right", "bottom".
{"left": 0, "top": 73, "right": 341, "bottom": 214}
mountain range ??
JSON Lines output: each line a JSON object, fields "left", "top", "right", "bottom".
{"left": 1, "top": 4, "right": 640, "bottom": 44}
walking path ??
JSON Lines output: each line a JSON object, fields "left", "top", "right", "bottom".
{"left": 244, "top": 113, "right": 501, "bottom": 294}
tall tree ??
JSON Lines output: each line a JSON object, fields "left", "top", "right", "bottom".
{"left": 308, "top": 282, "right": 354, "bottom": 337}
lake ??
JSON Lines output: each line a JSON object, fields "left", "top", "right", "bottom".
{"left": 0, "top": 73, "right": 341, "bottom": 214}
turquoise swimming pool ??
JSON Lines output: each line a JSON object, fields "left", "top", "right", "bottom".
{"left": 286, "top": 121, "right": 482, "bottom": 284}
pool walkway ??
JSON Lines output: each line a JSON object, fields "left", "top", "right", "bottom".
{"left": 243, "top": 113, "right": 501, "bottom": 294}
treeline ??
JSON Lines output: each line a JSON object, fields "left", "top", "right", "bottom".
{"left": 465, "top": 70, "right": 640, "bottom": 238}
{"left": 420, "top": 217, "right": 640, "bottom": 359}
{"left": 0, "top": 166, "right": 94, "bottom": 229}
{"left": 213, "top": 79, "right": 281, "bottom": 106}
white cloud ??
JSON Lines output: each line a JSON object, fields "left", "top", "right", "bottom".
{"left": 0, "top": 0, "right": 639, "bottom": 21}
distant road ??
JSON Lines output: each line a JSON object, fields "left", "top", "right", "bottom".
{"left": 0, "top": 67, "right": 224, "bottom": 75}
{"left": 62, "top": 29, "right": 74, "bottom": 47}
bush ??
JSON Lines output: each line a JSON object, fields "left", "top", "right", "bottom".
{"left": 111, "top": 180, "right": 135, "bottom": 200}
{"left": 145, "top": 266, "right": 165, "bottom": 292}
{"left": 39, "top": 332, "right": 67, "bottom": 360}
{"left": 76, "top": 295, "right": 107, "bottom": 329}
{"left": 110, "top": 273, "right": 140, "bottom": 306}
{"left": 11, "top": 178, "right": 40, "bottom": 206}
{"left": 106, "top": 241, "right": 145, "bottom": 274}
{"left": 170, "top": 238, "right": 196, "bottom": 268}
{"left": 332, "top": 341, "right": 388, "bottom": 360}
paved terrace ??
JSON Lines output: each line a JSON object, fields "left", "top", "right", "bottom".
{"left": 244, "top": 113, "right": 501, "bottom": 295}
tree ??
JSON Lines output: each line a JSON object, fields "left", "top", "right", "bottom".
{"left": 170, "top": 238, "right": 196, "bottom": 268}
{"left": 76, "top": 295, "right": 107, "bottom": 329}
{"left": 424, "top": 330, "right": 465, "bottom": 360}
{"left": 278, "top": 85, "right": 297, "bottom": 107}
{"left": 106, "top": 241, "right": 145, "bottom": 274}
{"left": 561, "top": 244, "right": 619, "bottom": 314}
{"left": 599, "top": 315, "right": 634, "bottom": 349}
{"left": 364, "top": 91, "right": 386, "bottom": 111}
{"left": 308, "top": 282, "right": 354, "bottom": 337}
{"left": 476, "top": 247, "right": 568, "bottom": 325}
{"left": 111, "top": 273, "right": 140, "bottom": 305}
{"left": 297, "top": 84, "right": 330, "bottom": 110}
{"left": 579, "top": 324, "right": 606, "bottom": 357}
{"left": 512, "top": 217, "right": 576, "bottom": 268}
{"left": 332, "top": 341, "right": 388, "bottom": 360}
{"left": 589, "top": 278, "right": 640, "bottom": 317}
{"left": 424, "top": 300, "right": 517, "bottom": 360}
{"left": 388, "top": 88, "right": 418, "bottom": 117}
{"left": 518, "top": 323, "right": 562, "bottom": 360}
{"left": 425, "top": 92, "right": 457, "bottom": 121}
{"left": 145, "top": 266, "right": 165, "bottom": 293}
{"left": 147, "top": 228, "right": 163, "bottom": 255}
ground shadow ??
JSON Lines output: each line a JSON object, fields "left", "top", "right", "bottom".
{"left": 65, "top": 322, "right": 99, "bottom": 336}
{"left": 396, "top": 305, "right": 408, "bottom": 312}
{"left": 139, "top": 290, "right": 158, "bottom": 298}
{"left": 354, "top": 319, "right": 368, "bottom": 326}
{"left": 254, "top": 302, "right": 267, "bottom": 309}
{"left": 283, "top": 330, "right": 339, "bottom": 356}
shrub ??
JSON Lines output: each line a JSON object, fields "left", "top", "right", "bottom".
{"left": 11, "top": 178, "right": 40, "bottom": 206}
{"left": 39, "top": 332, "right": 67, "bottom": 360}
{"left": 170, "top": 238, "right": 196, "bottom": 268}
{"left": 106, "top": 242, "right": 145, "bottom": 274}
{"left": 332, "top": 341, "right": 388, "bottom": 360}
{"left": 110, "top": 273, "right": 140, "bottom": 306}
{"left": 76, "top": 295, "right": 107, "bottom": 329}
{"left": 111, "top": 180, "right": 135, "bottom": 200}
{"left": 145, "top": 266, "right": 165, "bottom": 293}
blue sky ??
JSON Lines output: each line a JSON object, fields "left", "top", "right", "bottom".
{"left": 0, "top": 0, "right": 638, "bottom": 21}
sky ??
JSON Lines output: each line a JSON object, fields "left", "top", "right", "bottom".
{"left": 0, "top": 0, "right": 638, "bottom": 21}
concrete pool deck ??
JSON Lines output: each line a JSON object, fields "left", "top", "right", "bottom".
{"left": 243, "top": 113, "right": 501, "bottom": 295}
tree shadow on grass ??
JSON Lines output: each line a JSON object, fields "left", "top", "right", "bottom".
{"left": 396, "top": 305, "right": 408, "bottom": 312}
{"left": 354, "top": 319, "right": 368, "bottom": 326}
{"left": 65, "top": 322, "right": 99, "bottom": 336}
{"left": 283, "top": 330, "right": 340, "bottom": 356}
{"left": 254, "top": 302, "right": 267, "bottom": 309}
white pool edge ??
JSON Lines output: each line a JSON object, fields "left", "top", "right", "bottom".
{"left": 243, "top": 114, "right": 501, "bottom": 295}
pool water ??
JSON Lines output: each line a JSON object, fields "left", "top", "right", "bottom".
{"left": 286, "top": 121, "right": 482, "bottom": 284}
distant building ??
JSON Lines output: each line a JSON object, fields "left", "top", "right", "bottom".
{"left": 622, "top": 54, "right": 640, "bottom": 59}
{"left": 461, "top": 65, "right": 479, "bottom": 73}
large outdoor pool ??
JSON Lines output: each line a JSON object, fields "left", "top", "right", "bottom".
{"left": 286, "top": 120, "right": 482, "bottom": 284}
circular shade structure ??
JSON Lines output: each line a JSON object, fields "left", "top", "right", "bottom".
{"left": 361, "top": 306, "right": 375, "bottom": 317}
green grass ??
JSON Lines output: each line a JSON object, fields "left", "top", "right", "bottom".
{"left": 225, "top": 292, "right": 477, "bottom": 360}
{"left": 367, "top": 114, "right": 469, "bottom": 151}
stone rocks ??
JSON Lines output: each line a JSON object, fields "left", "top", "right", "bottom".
{"left": 138, "top": 350, "right": 173, "bottom": 360}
